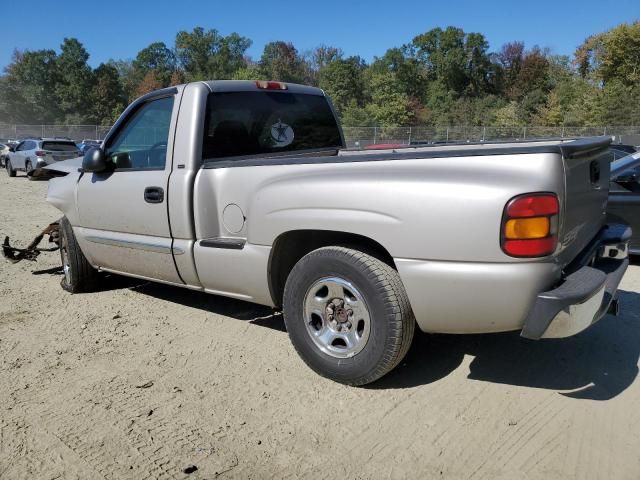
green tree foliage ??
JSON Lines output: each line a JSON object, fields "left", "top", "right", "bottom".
{"left": 319, "top": 56, "right": 366, "bottom": 113}
{"left": 175, "top": 27, "right": 251, "bottom": 81}
{"left": 576, "top": 21, "right": 640, "bottom": 86}
{"left": 91, "top": 63, "right": 126, "bottom": 124}
{"left": 364, "top": 71, "right": 414, "bottom": 127}
{"left": 133, "top": 42, "right": 176, "bottom": 87}
{"left": 410, "top": 26, "right": 494, "bottom": 97}
{"left": 1, "top": 49, "right": 60, "bottom": 123}
{"left": 0, "top": 22, "right": 638, "bottom": 128}
{"left": 259, "top": 41, "right": 307, "bottom": 83}
{"left": 55, "top": 38, "right": 93, "bottom": 123}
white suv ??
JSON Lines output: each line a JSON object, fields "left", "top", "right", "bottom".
{"left": 5, "top": 138, "right": 81, "bottom": 178}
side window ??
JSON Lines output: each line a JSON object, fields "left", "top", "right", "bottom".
{"left": 105, "top": 96, "right": 174, "bottom": 170}
{"left": 16, "top": 142, "right": 26, "bottom": 151}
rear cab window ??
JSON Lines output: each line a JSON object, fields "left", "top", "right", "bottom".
{"left": 202, "top": 91, "right": 343, "bottom": 162}
{"left": 42, "top": 141, "right": 79, "bottom": 151}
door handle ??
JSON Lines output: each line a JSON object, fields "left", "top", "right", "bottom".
{"left": 144, "top": 186, "right": 164, "bottom": 204}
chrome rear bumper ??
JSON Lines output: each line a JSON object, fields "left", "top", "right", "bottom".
{"left": 521, "top": 224, "right": 631, "bottom": 340}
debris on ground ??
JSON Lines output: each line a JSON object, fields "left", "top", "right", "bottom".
{"left": 2, "top": 221, "right": 60, "bottom": 263}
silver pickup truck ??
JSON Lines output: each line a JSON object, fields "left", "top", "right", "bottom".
{"left": 40, "top": 80, "right": 629, "bottom": 385}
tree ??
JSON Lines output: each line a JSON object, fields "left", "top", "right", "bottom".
{"left": 91, "top": 63, "right": 126, "bottom": 125}
{"left": 364, "top": 71, "right": 414, "bottom": 126}
{"left": 260, "top": 41, "right": 306, "bottom": 83}
{"left": 133, "top": 71, "right": 162, "bottom": 98}
{"left": 495, "top": 41, "right": 525, "bottom": 99}
{"left": 369, "top": 47, "right": 427, "bottom": 100}
{"left": 175, "top": 27, "right": 251, "bottom": 81}
{"left": 319, "top": 56, "right": 366, "bottom": 113}
{"left": 133, "top": 42, "right": 176, "bottom": 87}
{"left": 55, "top": 38, "right": 94, "bottom": 122}
{"left": 107, "top": 59, "right": 138, "bottom": 101}
{"left": 575, "top": 21, "right": 640, "bottom": 87}
{"left": 411, "top": 26, "right": 494, "bottom": 97}
{"left": 0, "top": 49, "right": 61, "bottom": 123}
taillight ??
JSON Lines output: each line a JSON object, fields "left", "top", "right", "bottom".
{"left": 35, "top": 151, "right": 46, "bottom": 157}
{"left": 256, "top": 80, "right": 288, "bottom": 90}
{"left": 501, "top": 193, "right": 559, "bottom": 257}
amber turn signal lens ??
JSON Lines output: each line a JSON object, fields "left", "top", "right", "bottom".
{"left": 504, "top": 217, "right": 550, "bottom": 240}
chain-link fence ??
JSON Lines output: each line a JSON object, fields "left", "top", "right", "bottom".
{"left": 1, "top": 124, "right": 639, "bottom": 148}
{"left": 341, "top": 126, "right": 640, "bottom": 149}
{"left": 0, "top": 124, "right": 112, "bottom": 141}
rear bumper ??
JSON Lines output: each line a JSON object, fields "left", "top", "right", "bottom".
{"left": 521, "top": 224, "right": 631, "bottom": 339}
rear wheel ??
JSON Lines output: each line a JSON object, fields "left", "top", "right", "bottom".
{"left": 283, "top": 246, "right": 415, "bottom": 386}
{"left": 25, "top": 160, "right": 33, "bottom": 179}
{"left": 6, "top": 159, "right": 15, "bottom": 177}
{"left": 59, "top": 217, "right": 99, "bottom": 293}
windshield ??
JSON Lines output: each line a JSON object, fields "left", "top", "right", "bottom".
{"left": 611, "top": 151, "right": 640, "bottom": 179}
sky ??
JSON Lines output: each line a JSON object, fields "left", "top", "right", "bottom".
{"left": 1, "top": 0, "right": 639, "bottom": 70}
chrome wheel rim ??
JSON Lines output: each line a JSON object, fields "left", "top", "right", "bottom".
{"left": 303, "top": 277, "right": 371, "bottom": 358}
{"left": 60, "top": 236, "right": 71, "bottom": 284}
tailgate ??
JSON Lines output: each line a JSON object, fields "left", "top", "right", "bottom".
{"left": 41, "top": 141, "right": 81, "bottom": 162}
{"left": 556, "top": 138, "right": 611, "bottom": 266}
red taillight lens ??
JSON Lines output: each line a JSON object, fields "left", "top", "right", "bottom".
{"left": 507, "top": 195, "right": 558, "bottom": 218}
{"left": 35, "top": 151, "right": 46, "bottom": 157}
{"left": 501, "top": 193, "right": 559, "bottom": 257}
{"left": 256, "top": 80, "right": 288, "bottom": 90}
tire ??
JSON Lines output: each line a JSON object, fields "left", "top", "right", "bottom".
{"left": 59, "top": 216, "right": 99, "bottom": 293}
{"left": 25, "top": 160, "right": 34, "bottom": 179}
{"left": 6, "top": 159, "right": 15, "bottom": 177}
{"left": 283, "top": 246, "right": 415, "bottom": 386}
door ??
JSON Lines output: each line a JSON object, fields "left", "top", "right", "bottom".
{"left": 12, "top": 141, "right": 27, "bottom": 169}
{"left": 75, "top": 94, "right": 183, "bottom": 283}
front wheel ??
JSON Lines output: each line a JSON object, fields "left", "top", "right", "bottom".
{"left": 283, "top": 247, "right": 415, "bottom": 386}
{"left": 59, "top": 217, "right": 100, "bottom": 293}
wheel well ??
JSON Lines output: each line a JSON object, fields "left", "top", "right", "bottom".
{"left": 268, "top": 230, "right": 395, "bottom": 308}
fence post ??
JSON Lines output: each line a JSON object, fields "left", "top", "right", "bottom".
{"left": 373, "top": 126, "right": 377, "bottom": 145}
{"left": 603, "top": 126, "right": 607, "bottom": 136}
{"left": 482, "top": 127, "right": 486, "bottom": 142}
{"left": 446, "top": 127, "right": 449, "bottom": 142}
{"left": 561, "top": 126, "right": 565, "bottom": 138}
{"left": 42, "top": 125, "right": 45, "bottom": 137}
{"left": 407, "top": 127, "right": 412, "bottom": 145}
{"left": 95, "top": 125, "right": 99, "bottom": 140}
{"left": 523, "top": 126, "right": 527, "bottom": 139}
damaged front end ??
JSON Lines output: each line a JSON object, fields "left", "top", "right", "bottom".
{"left": 2, "top": 221, "right": 60, "bottom": 263}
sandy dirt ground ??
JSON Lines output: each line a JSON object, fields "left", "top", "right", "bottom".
{"left": 1, "top": 171, "right": 640, "bottom": 480}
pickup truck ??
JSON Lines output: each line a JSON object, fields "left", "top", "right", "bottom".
{"left": 39, "top": 80, "right": 629, "bottom": 385}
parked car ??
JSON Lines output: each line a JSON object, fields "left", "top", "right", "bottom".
{"left": 5, "top": 138, "right": 81, "bottom": 178}
{"left": 607, "top": 150, "right": 640, "bottom": 254}
{"left": 77, "top": 139, "right": 102, "bottom": 155}
{"left": 39, "top": 81, "right": 629, "bottom": 385}
{"left": 0, "top": 143, "right": 12, "bottom": 167}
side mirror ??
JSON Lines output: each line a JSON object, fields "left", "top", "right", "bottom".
{"left": 9, "top": 146, "right": 15, "bottom": 152}
{"left": 82, "top": 147, "right": 107, "bottom": 173}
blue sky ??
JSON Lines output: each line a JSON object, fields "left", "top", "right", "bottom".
{"left": 2, "top": 0, "right": 638, "bottom": 69}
